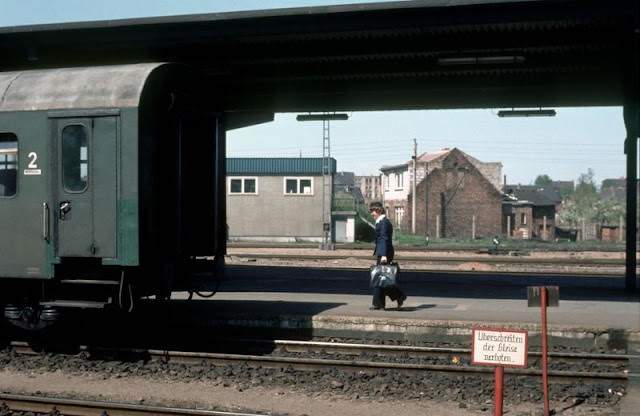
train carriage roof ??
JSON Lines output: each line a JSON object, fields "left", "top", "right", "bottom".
{"left": 0, "top": 63, "right": 165, "bottom": 112}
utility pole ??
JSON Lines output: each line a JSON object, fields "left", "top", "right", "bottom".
{"left": 412, "top": 138, "right": 417, "bottom": 234}
{"left": 425, "top": 155, "right": 429, "bottom": 240}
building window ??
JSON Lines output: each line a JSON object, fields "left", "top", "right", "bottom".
{"left": 396, "top": 172, "right": 403, "bottom": 188}
{"left": 395, "top": 206, "right": 404, "bottom": 224}
{"left": 521, "top": 213, "right": 527, "bottom": 225}
{"left": 228, "top": 177, "right": 258, "bottom": 194}
{"left": 284, "top": 177, "right": 313, "bottom": 195}
{"left": 0, "top": 133, "right": 18, "bottom": 197}
{"left": 62, "top": 125, "right": 89, "bottom": 193}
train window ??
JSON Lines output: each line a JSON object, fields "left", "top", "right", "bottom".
{"left": 284, "top": 177, "right": 313, "bottom": 195}
{"left": 62, "top": 125, "right": 89, "bottom": 192}
{"left": 0, "top": 133, "right": 18, "bottom": 197}
{"left": 228, "top": 177, "right": 258, "bottom": 194}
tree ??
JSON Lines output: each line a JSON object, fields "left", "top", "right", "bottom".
{"left": 558, "top": 169, "right": 598, "bottom": 225}
{"left": 575, "top": 168, "right": 597, "bottom": 196}
{"left": 534, "top": 174, "right": 553, "bottom": 187}
{"left": 558, "top": 169, "right": 626, "bottom": 227}
{"left": 555, "top": 182, "right": 574, "bottom": 198}
{"left": 592, "top": 199, "right": 625, "bottom": 225}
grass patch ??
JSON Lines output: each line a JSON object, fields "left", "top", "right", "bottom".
{"left": 392, "top": 232, "right": 625, "bottom": 251}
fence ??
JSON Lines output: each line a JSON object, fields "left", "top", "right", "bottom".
{"left": 398, "top": 213, "right": 627, "bottom": 242}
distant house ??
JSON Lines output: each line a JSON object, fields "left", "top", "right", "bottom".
{"left": 601, "top": 224, "right": 623, "bottom": 242}
{"left": 335, "top": 171, "right": 365, "bottom": 205}
{"left": 409, "top": 148, "right": 503, "bottom": 238}
{"left": 355, "top": 174, "right": 383, "bottom": 203}
{"left": 600, "top": 178, "right": 627, "bottom": 203}
{"left": 381, "top": 147, "right": 502, "bottom": 237}
{"left": 226, "top": 158, "right": 355, "bottom": 243}
{"left": 502, "top": 186, "right": 557, "bottom": 240}
{"left": 334, "top": 171, "right": 355, "bottom": 188}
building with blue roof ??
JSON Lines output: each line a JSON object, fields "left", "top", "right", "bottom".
{"left": 226, "top": 157, "right": 355, "bottom": 243}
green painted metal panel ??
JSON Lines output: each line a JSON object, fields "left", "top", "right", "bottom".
{"left": 113, "top": 109, "right": 140, "bottom": 266}
{"left": 0, "top": 112, "right": 50, "bottom": 278}
{"left": 92, "top": 116, "right": 118, "bottom": 258}
{"left": 226, "top": 157, "right": 336, "bottom": 175}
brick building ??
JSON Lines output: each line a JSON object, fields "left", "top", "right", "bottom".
{"left": 502, "top": 187, "right": 557, "bottom": 240}
{"left": 380, "top": 148, "right": 468, "bottom": 230}
{"left": 601, "top": 224, "right": 623, "bottom": 242}
{"left": 355, "top": 174, "right": 382, "bottom": 203}
{"left": 408, "top": 148, "right": 503, "bottom": 238}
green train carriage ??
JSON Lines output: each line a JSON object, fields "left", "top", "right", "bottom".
{"left": 0, "top": 63, "right": 226, "bottom": 329}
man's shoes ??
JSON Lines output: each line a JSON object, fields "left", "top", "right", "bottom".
{"left": 369, "top": 306, "right": 383, "bottom": 310}
{"left": 397, "top": 295, "right": 407, "bottom": 309}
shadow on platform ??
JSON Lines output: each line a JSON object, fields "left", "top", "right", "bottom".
{"left": 223, "top": 265, "right": 640, "bottom": 303}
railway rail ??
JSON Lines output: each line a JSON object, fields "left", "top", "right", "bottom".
{"left": 227, "top": 242, "right": 628, "bottom": 253}
{"left": 0, "top": 393, "right": 267, "bottom": 416}
{"left": 227, "top": 253, "right": 626, "bottom": 267}
{"left": 9, "top": 339, "right": 631, "bottom": 384}
{"left": 227, "top": 253, "right": 629, "bottom": 276}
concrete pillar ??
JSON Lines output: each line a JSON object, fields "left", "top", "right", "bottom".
{"left": 436, "top": 215, "right": 440, "bottom": 239}
{"left": 622, "top": 0, "right": 639, "bottom": 291}
{"left": 543, "top": 216, "right": 547, "bottom": 241}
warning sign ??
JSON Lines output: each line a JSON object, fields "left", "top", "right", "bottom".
{"left": 471, "top": 328, "right": 528, "bottom": 368}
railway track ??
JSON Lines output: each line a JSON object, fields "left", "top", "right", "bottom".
{"left": 9, "top": 339, "right": 631, "bottom": 384}
{"left": 227, "top": 253, "right": 629, "bottom": 276}
{"left": 228, "top": 253, "right": 627, "bottom": 267}
{"left": 227, "top": 242, "right": 627, "bottom": 253}
{"left": 0, "top": 393, "right": 267, "bottom": 416}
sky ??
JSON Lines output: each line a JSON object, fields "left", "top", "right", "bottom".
{"left": 1, "top": 1, "right": 627, "bottom": 186}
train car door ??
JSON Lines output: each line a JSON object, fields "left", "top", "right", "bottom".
{"left": 52, "top": 116, "right": 118, "bottom": 259}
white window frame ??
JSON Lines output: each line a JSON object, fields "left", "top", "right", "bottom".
{"left": 283, "top": 177, "right": 314, "bottom": 195}
{"left": 395, "top": 206, "right": 405, "bottom": 224}
{"left": 395, "top": 172, "right": 403, "bottom": 189}
{"left": 228, "top": 176, "right": 258, "bottom": 195}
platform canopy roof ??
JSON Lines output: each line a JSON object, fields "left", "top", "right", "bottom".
{"left": 0, "top": 0, "right": 636, "bottom": 112}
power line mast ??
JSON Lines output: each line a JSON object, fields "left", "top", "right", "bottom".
{"left": 322, "top": 119, "right": 332, "bottom": 249}
{"left": 296, "top": 113, "right": 349, "bottom": 250}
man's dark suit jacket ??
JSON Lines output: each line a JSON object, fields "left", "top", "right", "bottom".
{"left": 373, "top": 216, "right": 394, "bottom": 259}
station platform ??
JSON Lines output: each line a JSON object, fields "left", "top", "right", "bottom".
{"left": 173, "top": 289, "right": 639, "bottom": 350}
{"left": 170, "top": 264, "right": 640, "bottom": 350}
